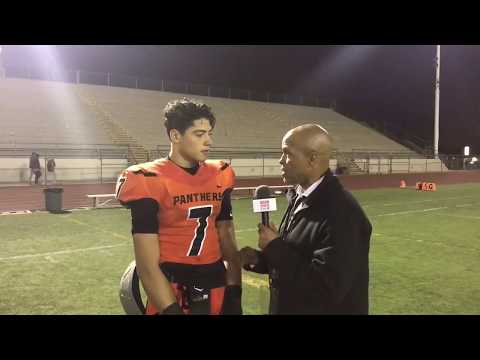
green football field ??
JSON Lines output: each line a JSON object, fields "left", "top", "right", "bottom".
{"left": 1, "top": 182, "right": 480, "bottom": 315}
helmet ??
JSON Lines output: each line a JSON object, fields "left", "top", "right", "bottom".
{"left": 119, "top": 260, "right": 146, "bottom": 315}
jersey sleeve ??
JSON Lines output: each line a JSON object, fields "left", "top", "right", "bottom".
{"left": 219, "top": 161, "right": 235, "bottom": 190}
{"left": 115, "top": 166, "right": 153, "bottom": 205}
{"left": 129, "top": 198, "right": 160, "bottom": 234}
{"left": 216, "top": 188, "right": 233, "bottom": 221}
{"left": 215, "top": 162, "right": 235, "bottom": 221}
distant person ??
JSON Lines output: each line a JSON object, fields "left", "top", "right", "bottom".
{"left": 47, "top": 157, "right": 57, "bottom": 184}
{"left": 335, "top": 164, "right": 344, "bottom": 175}
{"left": 29, "top": 152, "right": 41, "bottom": 185}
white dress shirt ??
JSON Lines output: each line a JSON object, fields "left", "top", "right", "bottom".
{"left": 293, "top": 176, "right": 325, "bottom": 216}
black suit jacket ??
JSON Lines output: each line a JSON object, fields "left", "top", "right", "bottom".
{"left": 249, "top": 169, "right": 372, "bottom": 314}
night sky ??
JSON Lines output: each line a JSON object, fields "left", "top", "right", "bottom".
{"left": 3, "top": 45, "right": 479, "bottom": 154}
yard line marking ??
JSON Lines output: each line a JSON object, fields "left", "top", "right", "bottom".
{"left": 67, "top": 217, "right": 256, "bottom": 238}
{"left": 0, "top": 244, "right": 127, "bottom": 261}
{"left": 381, "top": 196, "right": 471, "bottom": 206}
{"left": 68, "top": 216, "right": 256, "bottom": 236}
{"left": 243, "top": 274, "right": 268, "bottom": 289}
{"left": 235, "top": 228, "right": 257, "bottom": 233}
{"left": 375, "top": 207, "right": 448, "bottom": 217}
{"left": 44, "top": 255, "right": 59, "bottom": 264}
{"left": 434, "top": 213, "right": 480, "bottom": 221}
{"left": 453, "top": 203, "right": 480, "bottom": 208}
{"left": 373, "top": 232, "right": 428, "bottom": 243}
{"left": 373, "top": 232, "right": 480, "bottom": 252}
{"left": 0, "top": 227, "right": 257, "bottom": 262}
{"left": 63, "top": 218, "right": 129, "bottom": 240}
{"left": 362, "top": 195, "right": 476, "bottom": 208}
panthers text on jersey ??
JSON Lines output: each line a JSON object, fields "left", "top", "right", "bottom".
{"left": 116, "top": 158, "right": 235, "bottom": 265}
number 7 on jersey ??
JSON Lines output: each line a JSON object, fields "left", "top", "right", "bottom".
{"left": 187, "top": 205, "right": 213, "bottom": 256}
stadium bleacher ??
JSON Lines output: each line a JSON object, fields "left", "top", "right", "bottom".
{"left": 1, "top": 78, "right": 414, "bottom": 155}
{"left": 0, "top": 79, "right": 111, "bottom": 146}
{"left": 78, "top": 82, "right": 412, "bottom": 153}
{"left": 1, "top": 78, "right": 441, "bottom": 181}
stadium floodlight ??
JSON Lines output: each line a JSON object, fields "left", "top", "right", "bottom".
{"left": 464, "top": 146, "right": 470, "bottom": 156}
{"left": 28, "top": 45, "right": 86, "bottom": 135}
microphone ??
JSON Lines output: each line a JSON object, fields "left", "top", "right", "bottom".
{"left": 253, "top": 185, "right": 277, "bottom": 226}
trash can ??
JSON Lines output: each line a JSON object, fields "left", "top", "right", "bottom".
{"left": 44, "top": 188, "right": 64, "bottom": 213}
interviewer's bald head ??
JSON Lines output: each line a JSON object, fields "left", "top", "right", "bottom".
{"left": 285, "top": 124, "right": 332, "bottom": 158}
{"left": 280, "top": 124, "right": 333, "bottom": 187}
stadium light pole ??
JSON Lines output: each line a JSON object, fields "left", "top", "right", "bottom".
{"left": 434, "top": 45, "right": 440, "bottom": 159}
{"left": 0, "top": 45, "right": 5, "bottom": 79}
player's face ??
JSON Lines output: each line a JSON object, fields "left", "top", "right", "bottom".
{"left": 279, "top": 133, "right": 309, "bottom": 185}
{"left": 178, "top": 118, "right": 213, "bottom": 163}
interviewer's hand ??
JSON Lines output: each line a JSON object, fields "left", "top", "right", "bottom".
{"left": 239, "top": 246, "right": 260, "bottom": 270}
{"left": 258, "top": 222, "right": 279, "bottom": 250}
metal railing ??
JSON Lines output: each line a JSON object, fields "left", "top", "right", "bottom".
{"left": 0, "top": 143, "right": 129, "bottom": 159}
{"left": 148, "top": 146, "right": 474, "bottom": 175}
{"left": 345, "top": 157, "right": 448, "bottom": 175}
{"left": 151, "top": 146, "right": 423, "bottom": 162}
{"left": 1, "top": 145, "right": 477, "bottom": 185}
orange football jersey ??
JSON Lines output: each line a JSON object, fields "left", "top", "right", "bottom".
{"left": 116, "top": 158, "right": 235, "bottom": 265}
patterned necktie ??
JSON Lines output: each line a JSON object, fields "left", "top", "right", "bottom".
{"left": 286, "top": 195, "right": 305, "bottom": 231}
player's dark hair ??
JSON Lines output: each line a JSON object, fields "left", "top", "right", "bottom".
{"left": 164, "top": 98, "right": 216, "bottom": 140}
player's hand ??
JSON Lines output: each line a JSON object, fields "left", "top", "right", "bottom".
{"left": 221, "top": 285, "right": 243, "bottom": 315}
{"left": 258, "top": 222, "right": 279, "bottom": 250}
{"left": 239, "top": 246, "right": 260, "bottom": 270}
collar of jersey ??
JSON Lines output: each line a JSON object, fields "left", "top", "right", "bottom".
{"left": 167, "top": 157, "right": 202, "bottom": 177}
{"left": 167, "top": 156, "right": 200, "bottom": 176}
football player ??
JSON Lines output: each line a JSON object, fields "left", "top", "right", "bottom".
{"left": 116, "top": 98, "right": 242, "bottom": 315}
